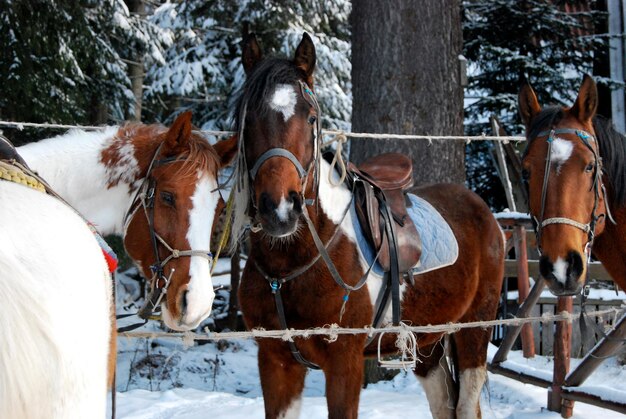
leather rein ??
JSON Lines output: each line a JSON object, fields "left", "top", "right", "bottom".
{"left": 117, "top": 143, "right": 214, "bottom": 331}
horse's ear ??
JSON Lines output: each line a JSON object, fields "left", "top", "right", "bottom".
{"left": 214, "top": 135, "right": 238, "bottom": 168}
{"left": 518, "top": 82, "right": 541, "bottom": 128}
{"left": 164, "top": 111, "right": 193, "bottom": 154}
{"left": 242, "top": 33, "right": 263, "bottom": 76}
{"left": 294, "top": 32, "right": 316, "bottom": 85}
{"left": 570, "top": 74, "right": 598, "bottom": 123}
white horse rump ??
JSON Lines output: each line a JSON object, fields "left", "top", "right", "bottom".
{"left": 0, "top": 181, "right": 113, "bottom": 418}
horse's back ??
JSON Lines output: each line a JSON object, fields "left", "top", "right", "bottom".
{"left": 403, "top": 183, "right": 504, "bottom": 324}
{"left": 413, "top": 183, "right": 504, "bottom": 263}
{"left": 0, "top": 181, "right": 112, "bottom": 418}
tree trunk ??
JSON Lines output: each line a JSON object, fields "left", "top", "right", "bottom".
{"left": 351, "top": 0, "right": 464, "bottom": 385}
{"left": 126, "top": 0, "right": 145, "bottom": 121}
{"left": 350, "top": 0, "right": 465, "bottom": 185}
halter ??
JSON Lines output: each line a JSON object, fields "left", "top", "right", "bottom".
{"left": 530, "top": 128, "right": 614, "bottom": 259}
{"left": 123, "top": 143, "right": 214, "bottom": 320}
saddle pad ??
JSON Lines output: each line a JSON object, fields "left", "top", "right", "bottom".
{"left": 350, "top": 193, "right": 458, "bottom": 276}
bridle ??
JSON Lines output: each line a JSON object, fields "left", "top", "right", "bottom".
{"left": 527, "top": 127, "right": 615, "bottom": 260}
{"left": 123, "top": 143, "right": 214, "bottom": 320}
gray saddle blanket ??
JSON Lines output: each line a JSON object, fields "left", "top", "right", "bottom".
{"left": 350, "top": 193, "right": 459, "bottom": 276}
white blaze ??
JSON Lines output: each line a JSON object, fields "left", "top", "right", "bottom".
{"left": 276, "top": 197, "right": 293, "bottom": 222}
{"left": 270, "top": 84, "right": 298, "bottom": 120}
{"left": 163, "top": 173, "right": 219, "bottom": 330}
{"left": 550, "top": 138, "right": 574, "bottom": 166}
{"left": 553, "top": 256, "right": 568, "bottom": 284}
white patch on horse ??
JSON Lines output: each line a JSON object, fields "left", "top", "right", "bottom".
{"left": 278, "top": 396, "right": 302, "bottom": 419}
{"left": 317, "top": 160, "right": 405, "bottom": 322}
{"left": 270, "top": 84, "right": 297, "bottom": 121}
{"left": 417, "top": 363, "right": 456, "bottom": 419}
{"left": 18, "top": 127, "right": 134, "bottom": 235}
{"left": 182, "top": 173, "right": 219, "bottom": 329}
{"left": 550, "top": 138, "right": 574, "bottom": 169}
{"left": 276, "top": 197, "right": 294, "bottom": 222}
{"left": 456, "top": 366, "right": 487, "bottom": 419}
{"left": 553, "top": 256, "right": 568, "bottom": 285}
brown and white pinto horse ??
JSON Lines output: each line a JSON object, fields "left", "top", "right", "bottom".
{"left": 18, "top": 112, "right": 237, "bottom": 332}
{"left": 232, "top": 33, "right": 504, "bottom": 419}
{"left": 519, "top": 75, "right": 626, "bottom": 296}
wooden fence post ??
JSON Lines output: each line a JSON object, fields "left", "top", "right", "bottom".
{"left": 548, "top": 296, "right": 574, "bottom": 416}
{"left": 514, "top": 225, "right": 535, "bottom": 358}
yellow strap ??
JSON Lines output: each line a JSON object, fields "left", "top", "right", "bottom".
{"left": 211, "top": 191, "right": 235, "bottom": 274}
{"left": 0, "top": 160, "right": 46, "bottom": 193}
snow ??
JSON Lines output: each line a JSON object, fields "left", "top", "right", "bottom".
{"left": 114, "top": 258, "right": 626, "bottom": 419}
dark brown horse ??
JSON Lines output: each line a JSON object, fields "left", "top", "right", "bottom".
{"left": 519, "top": 75, "right": 626, "bottom": 296}
{"left": 232, "top": 33, "right": 504, "bottom": 419}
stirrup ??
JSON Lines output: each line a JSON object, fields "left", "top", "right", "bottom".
{"left": 376, "top": 327, "right": 419, "bottom": 371}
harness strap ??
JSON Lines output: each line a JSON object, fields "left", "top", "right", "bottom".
{"left": 379, "top": 195, "right": 402, "bottom": 326}
{"left": 250, "top": 148, "right": 307, "bottom": 180}
{"left": 272, "top": 286, "right": 321, "bottom": 370}
{"left": 540, "top": 217, "right": 591, "bottom": 233}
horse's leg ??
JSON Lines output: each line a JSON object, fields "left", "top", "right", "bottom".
{"left": 451, "top": 327, "right": 490, "bottom": 419}
{"left": 414, "top": 339, "right": 457, "bottom": 419}
{"left": 258, "top": 339, "right": 307, "bottom": 419}
{"left": 324, "top": 338, "right": 364, "bottom": 419}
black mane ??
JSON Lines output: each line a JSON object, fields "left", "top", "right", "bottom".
{"left": 593, "top": 115, "right": 626, "bottom": 207}
{"left": 232, "top": 58, "right": 303, "bottom": 133}
{"left": 525, "top": 107, "right": 626, "bottom": 207}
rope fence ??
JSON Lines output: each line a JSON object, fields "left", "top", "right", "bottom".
{"left": 0, "top": 119, "right": 526, "bottom": 143}
{"left": 118, "top": 307, "right": 623, "bottom": 343}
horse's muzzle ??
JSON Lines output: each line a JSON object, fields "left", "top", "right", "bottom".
{"left": 539, "top": 250, "right": 584, "bottom": 296}
{"left": 257, "top": 191, "right": 302, "bottom": 237}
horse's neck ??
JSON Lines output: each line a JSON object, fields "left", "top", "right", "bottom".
{"left": 17, "top": 127, "right": 133, "bottom": 235}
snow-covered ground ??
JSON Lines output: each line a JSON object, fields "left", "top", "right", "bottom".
{"left": 113, "top": 267, "right": 626, "bottom": 418}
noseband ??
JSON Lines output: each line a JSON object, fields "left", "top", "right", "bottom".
{"left": 123, "top": 143, "right": 214, "bottom": 320}
{"left": 529, "top": 128, "right": 614, "bottom": 258}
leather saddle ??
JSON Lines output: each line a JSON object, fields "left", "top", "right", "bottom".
{"left": 348, "top": 153, "right": 422, "bottom": 274}
{"left": 0, "top": 135, "right": 28, "bottom": 166}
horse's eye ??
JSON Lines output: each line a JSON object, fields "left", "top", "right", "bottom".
{"left": 521, "top": 169, "right": 530, "bottom": 181}
{"left": 308, "top": 116, "right": 317, "bottom": 125}
{"left": 161, "top": 191, "right": 175, "bottom": 207}
{"left": 585, "top": 162, "right": 595, "bottom": 173}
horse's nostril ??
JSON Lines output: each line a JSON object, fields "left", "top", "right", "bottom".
{"left": 566, "top": 250, "right": 584, "bottom": 279}
{"left": 289, "top": 190, "right": 302, "bottom": 213}
{"left": 539, "top": 256, "right": 554, "bottom": 280}
{"left": 181, "top": 290, "right": 189, "bottom": 316}
{"left": 259, "top": 192, "right": 276, "bottom": 214}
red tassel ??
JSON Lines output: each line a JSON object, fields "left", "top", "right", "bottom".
{"left": 102, "top": 250, "right": 118, "bottom": 273}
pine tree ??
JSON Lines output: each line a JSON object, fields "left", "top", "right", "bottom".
{"left": 0, "top": 0, "right": 166, "bottom": 142}
{"left": 143, "top": 0, "right": 351, "bottom": 131}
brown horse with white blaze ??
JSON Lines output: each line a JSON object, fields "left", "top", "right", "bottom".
{"left": 18, "top": 112, "right": 238, "bottom": 331}
{"left": 233, "top": 33, "right": 504, "bottom": 419}
{"left": 519, "top": 75, "right": 626, "bottom": 296}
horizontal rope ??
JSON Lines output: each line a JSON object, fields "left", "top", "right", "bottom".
{"left": 0, "top": 120, "right": 525, "bottom": 143}
{"left": 118, "top": 307, "right": 622, "bottom": 343}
